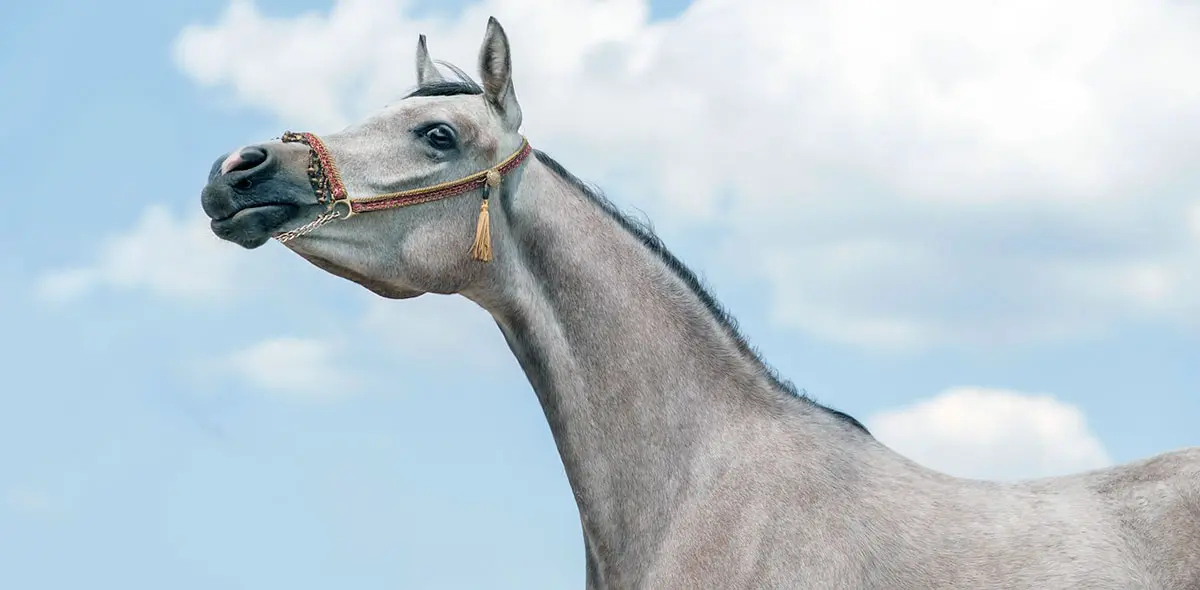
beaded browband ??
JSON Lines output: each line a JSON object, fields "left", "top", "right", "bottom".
{"left": 273, "top": 131, "right": 533, "bottom": 263}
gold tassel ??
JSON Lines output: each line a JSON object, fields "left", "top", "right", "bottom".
{"left": 470, "top": 170, "right": 502, "bottom": 263}
{"left": 469, "top": 198, "right": 492, "bottom": 262}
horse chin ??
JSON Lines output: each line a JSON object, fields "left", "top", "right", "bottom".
{"left": 210, "top": 204, "right": 300, "bottom": 249}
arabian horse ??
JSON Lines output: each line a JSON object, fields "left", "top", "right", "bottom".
{"left": 199, "top": 18, "right": 1199, "bottom": 589}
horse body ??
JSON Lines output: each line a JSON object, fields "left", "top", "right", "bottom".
{"left": 642, "top": 441, "right": 1200, "bottom": 588}
{"left": 198, "top": 18, "right": 1199, "bottom": 588}
{"left": 482, "top": 156, "right": 1200, "bottom": 589}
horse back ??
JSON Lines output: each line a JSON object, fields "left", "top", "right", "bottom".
{"left": 1086, "top": 447, "right": 1200, "bottom": 588}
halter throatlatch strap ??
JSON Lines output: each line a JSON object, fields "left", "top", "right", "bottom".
{"left": 277, "top": 131, "right": 532, "bottom": 262}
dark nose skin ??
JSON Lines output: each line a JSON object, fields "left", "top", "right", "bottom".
{"left": 201, "top": 142, "right": 316, "bottom": 248}
{"left": 202, "top": 145, "right": 282, "bottom": 221}
{"left": 230, "top": 146, "right": 268, "bottom": 172}
{"left": 207, "top": 146, "right": 271, "bottom": 183}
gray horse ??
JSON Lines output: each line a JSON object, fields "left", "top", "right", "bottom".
{"left": 199, "top": 18, "right": 1199, "bottom": 589}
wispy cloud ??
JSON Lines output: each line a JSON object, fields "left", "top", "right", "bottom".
{"left": 356, "top": 293, "right": 514, "bottom": 371}
{"left": 33, "top": 205, "right": 268, "bottom": 304}
{"left": 220, "top": 336, "right": 364, "bottom": 400}
{"left": 206, "top": 294, "right": 515, "bottom": 398}
{"left": 5, "top": 486, "right": 56, "bottom": 517}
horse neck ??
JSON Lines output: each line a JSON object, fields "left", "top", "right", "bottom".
{"left": 466, "top": 155, "right": 859, "bottom": 575}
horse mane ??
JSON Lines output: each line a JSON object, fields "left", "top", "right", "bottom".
{"left": 403, "top": 66, "right": 870, "bottom": 435}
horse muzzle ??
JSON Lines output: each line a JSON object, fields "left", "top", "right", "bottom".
{"left": 201, "top": 142, "right": 320, "bottom": 249}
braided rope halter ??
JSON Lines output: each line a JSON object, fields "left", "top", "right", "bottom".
{"left": 273, "top": 131, "right": 533, "bottom": 262}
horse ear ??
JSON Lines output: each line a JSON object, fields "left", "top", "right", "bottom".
{"left": 477, "top": 17, "right": 522, "bottom": 132}
{"left": 415, "top": 34, "right": 445, "bottom": 85}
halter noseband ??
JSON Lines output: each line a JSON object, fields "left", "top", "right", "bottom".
{"left": 273, "top": 131, "right": 533, "bottom": 262}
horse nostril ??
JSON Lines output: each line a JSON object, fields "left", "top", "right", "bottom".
{"left": 228, "top": 146, "right": 269, "bottom": 173}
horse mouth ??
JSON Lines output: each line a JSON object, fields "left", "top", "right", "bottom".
{"left": 211, "top": 202, "right": 297, "bottom": 223}
{"left": 210, "top": 203, "right": 301, "bottom": 249}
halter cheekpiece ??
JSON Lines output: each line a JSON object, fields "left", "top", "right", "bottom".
{"left": 274, "top": 130, "right": 533, "bottom": 262}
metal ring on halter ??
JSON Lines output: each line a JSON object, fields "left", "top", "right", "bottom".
{"left": 332, "top": 199, "right": 355, "bottom": 218}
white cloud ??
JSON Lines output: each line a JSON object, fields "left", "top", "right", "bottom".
{"left": 173, "top": 0, "right": 1200, "bottom": 350}
{"left": 223, "top": 336, "right": 362, "bottom": 399}
{"left": 866, "top": 387, "right": 1111, "bottom": 481}
{"left": 5, "top": 486, "right": 54, "bottom": 516}
{"left": 357, "top": 293, "right": 515, "bottom": 372}
{"left": 207, "top": 294, "right": 513, "bottom": 398}
{"left": 34, "top": 205, "right": 268, "bottom": 304}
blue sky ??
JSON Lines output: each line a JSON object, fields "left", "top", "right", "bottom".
{"left": 2, "top": 0, "right": 1197, "bottom": 588}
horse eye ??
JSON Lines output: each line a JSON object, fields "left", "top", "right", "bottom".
{"left": 423, "top": 125, "right": 456, "bottom": 150}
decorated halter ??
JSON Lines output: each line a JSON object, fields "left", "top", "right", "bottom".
{"left": 273, "top": 131, "right": 533, "bottom": 262}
